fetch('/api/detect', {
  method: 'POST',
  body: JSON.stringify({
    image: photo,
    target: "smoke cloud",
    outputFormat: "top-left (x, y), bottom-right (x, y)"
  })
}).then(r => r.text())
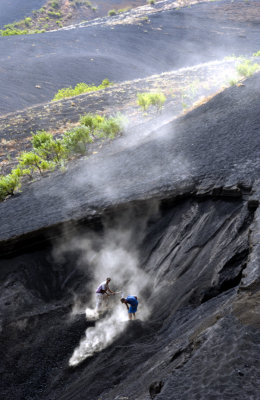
top-left (54, 202), bottom-right (159, 366)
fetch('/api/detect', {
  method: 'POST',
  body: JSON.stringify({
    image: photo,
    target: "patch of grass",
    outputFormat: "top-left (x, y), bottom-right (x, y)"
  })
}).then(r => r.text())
top-left (137, 92), bottom-right (166, 112)
top-left (236, 59), bottom-right (260, 77)
top-left (118, 7), bottom-right (130, 13)
top-left (253, 50), bottom-right (260, 57)
top-left (50, 1), bottom-right (60, 9)
top-left (0, 26), bottom-right (44, 36)
top-left (148, 0), bottom-right (155, 5)
top-left (229, 78), bottom-right (239, 86)
top-left (47, 10), bottom-right (61, 18)
top-left (52, 78), bottom-right (112, 101)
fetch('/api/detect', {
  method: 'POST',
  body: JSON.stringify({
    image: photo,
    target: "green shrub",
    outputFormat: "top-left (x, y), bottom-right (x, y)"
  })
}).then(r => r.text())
top-left (236, 59), bottom-right (260, 77)
top-left (52, 79), bottom-right (112, 101)
top-left (24, 17), bottom-right (32, 27)
top-left (118, 7), bottom-right (130, 13)
top-left (0, 111), bottom-right (126, 202)
top-left (253, 50), bottom-right (260, 57)
top-left (108, 9), bottom-right (117, 16)
top-left (80, 113), bottom-right (104, 132)
top-left (148, 0), bottom-right (155, 5)
top-left (47, 10), bottom-right (61, 18)
top-left (18, 152), bottom-right (54, 175)
top-left (96, 117), bottom-right (121, 139)
top-left (229, 79), bottom-right (238, 86)
top-left (51, 1), bottom-right (60, 9)
top-left (0, 171), bottom-right (21, 200)
top-left (32, 131), bottom-right (67, 163)
top-left (137, 92), bottom-right (166, 112)
top-left (62, 126), bottom-right (92, 154)
top-left (79, 113), bottom-right (126, 139)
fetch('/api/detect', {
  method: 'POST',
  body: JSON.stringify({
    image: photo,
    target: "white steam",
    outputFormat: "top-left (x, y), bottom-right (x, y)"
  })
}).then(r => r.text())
top-left (54, 203), bottom-right (159, 366)
top-left (69, 304), bottom-right (126, 367)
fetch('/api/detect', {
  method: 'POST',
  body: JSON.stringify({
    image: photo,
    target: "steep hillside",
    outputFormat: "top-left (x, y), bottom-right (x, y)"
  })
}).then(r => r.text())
top-left (0, 71), bottom-right (260, 399)
top-left (0, 1), bottom-right (260, 400)
top-left (1, 0), bottom-right (260, 114)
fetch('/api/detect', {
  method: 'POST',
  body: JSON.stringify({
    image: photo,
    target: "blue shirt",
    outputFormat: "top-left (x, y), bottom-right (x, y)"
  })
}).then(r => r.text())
top-left (126, 296), bottom-right (138, 307)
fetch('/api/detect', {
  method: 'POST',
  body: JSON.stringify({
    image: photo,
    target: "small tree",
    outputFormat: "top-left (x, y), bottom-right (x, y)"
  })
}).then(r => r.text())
top-left (18, 152), bottom-right (54, 176)
top-left (32, 131), bottom-right (67, 163)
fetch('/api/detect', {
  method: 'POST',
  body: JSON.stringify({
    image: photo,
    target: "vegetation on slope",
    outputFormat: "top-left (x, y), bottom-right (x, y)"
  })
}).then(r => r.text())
top-left (0, 0), bottom-right (97, 36)
top-left (137, 92), bottom-right (166, 111)
top-left (52, 79), bottom-right (112, 101)
top-left (0, 113), bottom-right (126, 201)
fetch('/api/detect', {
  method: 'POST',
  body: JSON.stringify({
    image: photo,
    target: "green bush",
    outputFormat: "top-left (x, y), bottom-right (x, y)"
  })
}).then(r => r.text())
top-left (51, 1), bottom-right (60, 9)
top-left (80, 113), bottom-right (126, 139)
top-left (96, 117), bottom-right (123, 139)
top-left (62, 126), bottom-right (92, 154)
top-left (0, 171), bottom-right (21, 200)
top-left (32, 131), bottom-right (67, 163)
top-left (236, 59), bottom-right (259, 77)
top-left (253, 50), bottom-right (260, 57)
top-left (52, 79), bottom-right (112, 101)
top-left (108, 9), bottom-right (117, 16)
top-left (24, 17), bottom-right (32, 27)
top-left (0, 112), bottom-right (126, 202)
top-left (47, 10), bottom-right (61, 18)
top-left (18, 152), bottom-right (54, 175)
top-left (118, 7), bottom-right (130, 13)
top-left (80, 113), bottom-right (104, 132)
top-left (137, 92), bottom-right (166, 112)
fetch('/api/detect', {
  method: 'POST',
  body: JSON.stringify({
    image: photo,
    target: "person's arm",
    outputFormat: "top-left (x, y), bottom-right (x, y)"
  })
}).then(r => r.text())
top-left (124, 301), bottom-right (129, 310)
top-left (107, 284), bottom-right (115, 295)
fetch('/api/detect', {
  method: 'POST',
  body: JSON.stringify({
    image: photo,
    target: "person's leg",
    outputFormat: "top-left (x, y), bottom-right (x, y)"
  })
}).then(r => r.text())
top-left (128, 313), bottom-right (132, 320)
top-left (96, 293), bottom-right (103, 311)
top-left (133, 313), bottom-right (136, 320)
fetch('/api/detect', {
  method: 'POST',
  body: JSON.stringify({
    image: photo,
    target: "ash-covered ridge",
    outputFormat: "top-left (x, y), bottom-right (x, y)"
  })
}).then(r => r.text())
top-left (1, 0), bottom-right (260, 114)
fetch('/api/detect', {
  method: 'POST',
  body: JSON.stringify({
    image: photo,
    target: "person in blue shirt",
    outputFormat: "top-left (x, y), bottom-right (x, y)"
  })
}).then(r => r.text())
top-left (120, 296), bottom-right (138, 320)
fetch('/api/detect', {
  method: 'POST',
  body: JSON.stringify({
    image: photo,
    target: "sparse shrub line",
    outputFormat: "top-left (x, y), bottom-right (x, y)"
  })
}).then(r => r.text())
top-left (0, 113), bottom-right (126, 202)
top-left (52, 79), bottom-right (112, 101)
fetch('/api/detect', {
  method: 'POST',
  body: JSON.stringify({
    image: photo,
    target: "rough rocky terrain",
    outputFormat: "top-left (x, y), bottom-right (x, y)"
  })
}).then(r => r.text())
top-left (0, 1), bottom-right (260, 400)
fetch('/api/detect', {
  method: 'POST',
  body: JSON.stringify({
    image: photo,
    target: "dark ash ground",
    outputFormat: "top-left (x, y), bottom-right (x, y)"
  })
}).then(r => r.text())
top-left (0, 1), bottom-right (260, 399)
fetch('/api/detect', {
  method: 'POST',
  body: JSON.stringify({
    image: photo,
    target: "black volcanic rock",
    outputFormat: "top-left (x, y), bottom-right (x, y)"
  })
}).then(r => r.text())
top-left (0, 68), bottom-right (260, 399)
top-left (0, 72), bottom-right (260, 250)
top-left (1, 2), bottom-right (260, 399)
